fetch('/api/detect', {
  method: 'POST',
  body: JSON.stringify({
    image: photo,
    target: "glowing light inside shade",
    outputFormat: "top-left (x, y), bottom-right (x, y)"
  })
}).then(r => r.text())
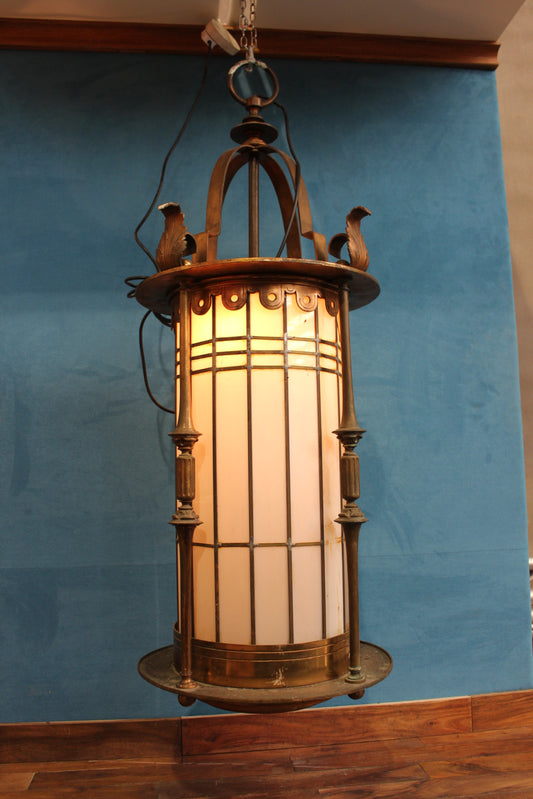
top-left (182, 290), bottom-right (344, 646)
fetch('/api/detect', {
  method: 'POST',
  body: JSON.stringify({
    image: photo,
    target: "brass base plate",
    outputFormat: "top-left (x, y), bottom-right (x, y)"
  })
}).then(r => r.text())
top-left (138, 642), bottom-right (392, 714)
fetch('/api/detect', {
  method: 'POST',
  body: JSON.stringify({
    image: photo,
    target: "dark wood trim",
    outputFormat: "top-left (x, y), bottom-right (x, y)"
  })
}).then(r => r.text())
top-left (472, 689), bottom-right (533, 732)
top-left (2, 690), bottom-right (532, 764)
top-left (0, 18), bottom-right (500, 70)
top-left (0, 719), bottom-right (180, 764)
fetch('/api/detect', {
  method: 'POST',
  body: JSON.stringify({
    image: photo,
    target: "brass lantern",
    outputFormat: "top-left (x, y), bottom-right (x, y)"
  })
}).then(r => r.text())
top-left (133, 60), bottom-right (392, 713)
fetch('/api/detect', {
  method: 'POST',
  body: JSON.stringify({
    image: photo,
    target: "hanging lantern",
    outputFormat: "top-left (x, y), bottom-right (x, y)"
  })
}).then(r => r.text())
top-left (132, 58), bottom-right (392, 713)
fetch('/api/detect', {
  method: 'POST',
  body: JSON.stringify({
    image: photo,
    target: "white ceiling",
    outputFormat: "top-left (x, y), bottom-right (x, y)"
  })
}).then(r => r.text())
top-left (2, 0), bottom-right (528, 41)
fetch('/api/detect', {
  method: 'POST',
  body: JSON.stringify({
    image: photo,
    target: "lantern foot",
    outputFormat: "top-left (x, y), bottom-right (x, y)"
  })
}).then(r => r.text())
top-left (178, 693), bottom-right (196, 707)
top-left (348, 690), bottom-right (365, 701)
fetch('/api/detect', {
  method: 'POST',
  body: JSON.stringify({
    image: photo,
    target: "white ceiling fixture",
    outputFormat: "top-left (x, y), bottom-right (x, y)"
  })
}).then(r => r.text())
top-left (1, 0), bottom-right (528, 41)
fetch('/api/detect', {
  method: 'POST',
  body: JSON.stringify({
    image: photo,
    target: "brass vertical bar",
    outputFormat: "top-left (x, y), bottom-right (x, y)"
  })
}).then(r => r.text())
top-left (175, 334), bottom-right (181, 626)
top-left (246, 295), bottom-right (256, 644)
top-left (338, 287), bottom-right (359, 433)
top-left (176, 289), bottom-right (196, 436)
top-left (315, 306), bottom-right (327, 640)
top-left (283, 295), bottom-right (294, 643)
top-left (211, 300), bottom-right (220, 643)
top-left (249, 154), bottom-right (259, 257)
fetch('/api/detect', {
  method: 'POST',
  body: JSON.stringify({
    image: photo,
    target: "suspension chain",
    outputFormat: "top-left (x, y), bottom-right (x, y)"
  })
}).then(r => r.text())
top-left (239, 0), bottom-right (257, 61)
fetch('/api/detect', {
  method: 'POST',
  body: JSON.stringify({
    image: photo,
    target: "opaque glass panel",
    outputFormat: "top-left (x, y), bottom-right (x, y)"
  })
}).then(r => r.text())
top-left (191, 305), bottom-right (213, 344)
top-left (288, 369), bottom-right (321, 543)
top-left (191, 371), bottom-right (213, 545)
top-left (250, 292), bottom-right (283, 337)
top-left (219, 547), bottom-right (251, 644)
top-left (319, 341), bottom-right (338, 357)
top-left (192, 341), bottom-right (212, 356)
top-left (191, 355), bottom-right (213, 374)
top-left (319, 303), bottom-right (336, 341)
top-left (288, 352), bottom-right (316, 368)
top-left (216, 370), bottom-right (249, 543)
top-left (215, 350), bottom-right (247, 368)
top-left (254, 547), bottom-right (289, 645)
top-left (251, 353), bottom-right (284, 368)
top-left (320, 369), bottom-right (344, 637)
top-left (286, 293), bottom-right (315, 345)
top-left (292, 546), bottom-right (323, 643)
top-left (215, 295), bottom-right (246, 338)
top-left (252, 369), bottom-right (287, 544)
top-left (251, 339), bottom-right (284, 352)
top-left (193, 545), bottom-right (215, 640)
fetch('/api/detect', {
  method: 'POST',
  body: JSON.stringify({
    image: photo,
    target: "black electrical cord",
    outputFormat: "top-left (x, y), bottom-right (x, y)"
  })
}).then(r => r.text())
top-left (273, 99), bottom-right (302, 258)
top-left (133, 43), bottom-right (213, 270)
top-left (139, 311), bottom-right (174, 414)
top-left (126, 44), bottom-right (213, 414)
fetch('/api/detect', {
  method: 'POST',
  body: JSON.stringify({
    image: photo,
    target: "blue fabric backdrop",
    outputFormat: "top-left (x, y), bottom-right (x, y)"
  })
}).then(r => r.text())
top-left (0, 51), bottom-right (531, 721)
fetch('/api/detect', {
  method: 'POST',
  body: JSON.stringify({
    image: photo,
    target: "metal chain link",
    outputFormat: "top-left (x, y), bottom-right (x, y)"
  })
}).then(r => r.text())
top-left (239, 0), bottom-right (257, 60)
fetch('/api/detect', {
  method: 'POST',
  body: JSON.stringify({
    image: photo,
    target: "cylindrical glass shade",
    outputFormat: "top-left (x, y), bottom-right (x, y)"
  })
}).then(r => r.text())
top-left (175, 282), bottom-right (345, 683)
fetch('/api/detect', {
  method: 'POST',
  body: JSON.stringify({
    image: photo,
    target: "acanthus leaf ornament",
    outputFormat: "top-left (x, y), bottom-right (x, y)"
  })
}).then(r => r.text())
top-left (156, 203), bottom-right (197, 271)
top-left (328, 206), bottom-right (371, 271)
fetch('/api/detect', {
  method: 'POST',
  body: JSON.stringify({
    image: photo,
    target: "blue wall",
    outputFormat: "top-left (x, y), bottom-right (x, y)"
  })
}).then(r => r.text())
top-left (0, 51), bottom-right (531, 722)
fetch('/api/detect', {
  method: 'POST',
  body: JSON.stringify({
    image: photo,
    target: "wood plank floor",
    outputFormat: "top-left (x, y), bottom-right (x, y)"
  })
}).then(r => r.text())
top-left (1, 691), bottom-right (533, 797)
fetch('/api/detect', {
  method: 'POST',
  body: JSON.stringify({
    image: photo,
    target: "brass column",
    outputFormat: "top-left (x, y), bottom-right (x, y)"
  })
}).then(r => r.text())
top-left (335, 286), bottom-right (367, 684)
top-left (169, 287), bottom-right (201, 697)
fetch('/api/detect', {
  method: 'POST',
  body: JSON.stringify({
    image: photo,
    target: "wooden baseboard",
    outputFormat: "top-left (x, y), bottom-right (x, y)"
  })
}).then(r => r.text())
top-left (0, 18), bottom-right (500, 70)
top-left (1, 690), bottom-right (532, 764)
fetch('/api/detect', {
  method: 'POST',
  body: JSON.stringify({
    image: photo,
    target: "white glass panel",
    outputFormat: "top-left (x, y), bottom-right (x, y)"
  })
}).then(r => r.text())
top-left (288, 369), bottom-right (321, 543)
top-left (252, 339), bottom-right (284, 352)
top-left (286, 293), bottom-right (315, 348)
top-left (319, 341), bottom-right (338, 357)
top-left (216, 370), bottom-right (249, 543)
top-left (252, 370), bottom-right (287, 544)
top-left (215, 295), bottom-right (246, 338)
top-left (250, 292), bottom-right (283, 337)
top-left (193, 545), bottom-right (215, 641)
top-left (191, 341), bottom-right (212, 356)
top-left (219, 547), bottom-right (251, 643)
top-left (191, 305), bottom-right (213, 344)
top-left (191, 371), bottom-right (213, 545)
top-left (191, 355), bottom-right (213, 374)
top-left (322, 371), bottom-right (343, 637)
top-left (288, 352), bottom-right (316, 368)
top-left (215, 351), bottom-right (247, 368)
top-left (292, 546), bottom-right (323, 643)
top-left (254, 547), bottom-right (289, 645)
top-left (251, 353), bottom-right (284, 368)
top-left (318, 300), bottom-right (336, 341)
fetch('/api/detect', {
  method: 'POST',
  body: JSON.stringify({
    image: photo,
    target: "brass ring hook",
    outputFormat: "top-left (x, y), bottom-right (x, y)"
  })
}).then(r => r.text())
top-left (227, 60), bottom-right (280, 109)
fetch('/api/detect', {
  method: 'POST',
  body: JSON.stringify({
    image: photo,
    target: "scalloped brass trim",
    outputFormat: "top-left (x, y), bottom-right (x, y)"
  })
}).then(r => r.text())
top-left (190, 280), bottom-right (339, 317)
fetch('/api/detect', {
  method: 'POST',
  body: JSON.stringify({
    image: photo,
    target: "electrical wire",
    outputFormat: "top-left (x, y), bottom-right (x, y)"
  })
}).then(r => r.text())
top-left (139, 311), bottom-right (174, 414)
top-left (126, 45), bottom-right (212, 414)
top-left (133, 43), bottom-right (213, 270)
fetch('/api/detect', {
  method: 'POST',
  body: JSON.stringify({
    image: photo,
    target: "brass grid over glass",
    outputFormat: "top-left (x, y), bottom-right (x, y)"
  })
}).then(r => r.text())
top-left (175, 283), bottom-right (347, 648)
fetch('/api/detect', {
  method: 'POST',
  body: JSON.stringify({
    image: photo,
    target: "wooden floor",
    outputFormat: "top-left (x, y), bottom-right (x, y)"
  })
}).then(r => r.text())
top-left (1, 690), bottom-right (533, 797)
